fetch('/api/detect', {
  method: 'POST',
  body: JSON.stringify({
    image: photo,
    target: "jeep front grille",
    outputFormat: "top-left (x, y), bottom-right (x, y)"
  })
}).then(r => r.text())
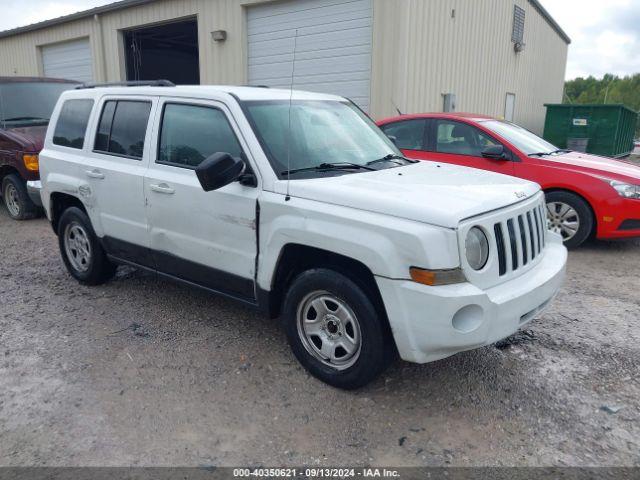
top-left (494, 203), bottom-right (547, 276)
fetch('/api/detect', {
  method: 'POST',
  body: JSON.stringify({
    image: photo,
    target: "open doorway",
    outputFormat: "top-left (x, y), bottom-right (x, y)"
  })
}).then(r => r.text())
top-left (124, 18), bottom-right (200, 85)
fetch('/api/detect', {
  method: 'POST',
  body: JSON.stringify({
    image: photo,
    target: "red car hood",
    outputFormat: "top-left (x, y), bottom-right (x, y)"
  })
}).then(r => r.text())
top-left (543, 151), bottom-right (640, 182)
top-left (3, 125), bottom-right (47, 152)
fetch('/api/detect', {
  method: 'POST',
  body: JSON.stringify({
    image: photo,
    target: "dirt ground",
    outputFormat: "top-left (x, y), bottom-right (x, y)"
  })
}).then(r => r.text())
top-left (0, 207), bottom-right (638, 467)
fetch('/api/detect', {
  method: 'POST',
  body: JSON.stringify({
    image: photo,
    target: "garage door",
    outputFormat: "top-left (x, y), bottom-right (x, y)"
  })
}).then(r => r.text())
top-left (42, 38), bottom-right (93, 83)
top-left (247, 0), bottom-right (372, 111)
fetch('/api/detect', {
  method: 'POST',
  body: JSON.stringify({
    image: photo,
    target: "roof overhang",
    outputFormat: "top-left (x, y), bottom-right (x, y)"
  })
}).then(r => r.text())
top-left (528, 0), bottom-right (571, 44)
top-left (0, 0), bottom-right (158, 39)
top-left (0, 0), bottom-right (571, 46)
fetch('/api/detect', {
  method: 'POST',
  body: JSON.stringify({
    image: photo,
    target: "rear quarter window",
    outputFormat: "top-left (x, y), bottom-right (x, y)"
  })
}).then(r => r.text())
top-left (53, 99), bottom-right (94, 149)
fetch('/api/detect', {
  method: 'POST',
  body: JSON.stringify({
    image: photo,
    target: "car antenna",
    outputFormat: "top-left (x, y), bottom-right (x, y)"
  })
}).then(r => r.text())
top-left (285, 28), bottom-right (299, 202)
top-left (392, 100), bottom-right (403, 116)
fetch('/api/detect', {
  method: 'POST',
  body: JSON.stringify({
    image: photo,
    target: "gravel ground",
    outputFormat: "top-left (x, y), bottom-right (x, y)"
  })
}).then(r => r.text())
top-left (0, 207), bottom-right (639, 467)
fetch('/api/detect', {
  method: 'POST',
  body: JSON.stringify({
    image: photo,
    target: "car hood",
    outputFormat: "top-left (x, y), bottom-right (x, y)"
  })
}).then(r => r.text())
top-left (285, 162), bottom-right (540, 228)
top-left (544, 151), bottom-right (640, 182)
top-left (2, 125), bottom-right (47, 152)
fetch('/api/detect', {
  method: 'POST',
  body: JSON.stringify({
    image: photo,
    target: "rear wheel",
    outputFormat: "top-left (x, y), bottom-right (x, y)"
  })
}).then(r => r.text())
top-left (545, 191), bottom-right (593, 248)
top-left (58, 207), bottom-right (117, 285)
top-left (283, 268), bottom-right (394, 389)
top-left (2, 174), bottom-right (38, 220)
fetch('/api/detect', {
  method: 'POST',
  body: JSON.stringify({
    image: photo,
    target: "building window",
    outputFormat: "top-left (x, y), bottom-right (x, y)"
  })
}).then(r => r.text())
top-left (512, 5), bottom-right (526, 43)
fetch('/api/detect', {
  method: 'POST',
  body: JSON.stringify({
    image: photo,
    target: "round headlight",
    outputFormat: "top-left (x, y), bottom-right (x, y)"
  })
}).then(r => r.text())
top-left (465, 227), bottom-right (489, 270)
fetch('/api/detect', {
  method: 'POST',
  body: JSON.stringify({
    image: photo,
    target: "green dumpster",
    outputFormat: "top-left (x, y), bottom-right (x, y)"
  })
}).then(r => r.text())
top-left (543, 104), bottom-right (639, 158)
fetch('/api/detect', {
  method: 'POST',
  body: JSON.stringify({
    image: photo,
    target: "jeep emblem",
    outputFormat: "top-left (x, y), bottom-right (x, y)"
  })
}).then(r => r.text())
top-left (515, 191), bottom-right (526, 199)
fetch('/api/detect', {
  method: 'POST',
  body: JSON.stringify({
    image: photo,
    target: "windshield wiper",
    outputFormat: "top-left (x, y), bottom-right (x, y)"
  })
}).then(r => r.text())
top-left (529, 149), bottom-right (571, 157)
top-left (366, 153), bottom-right (416, 167)
top-left (281, 162), bottom-right (375, 176)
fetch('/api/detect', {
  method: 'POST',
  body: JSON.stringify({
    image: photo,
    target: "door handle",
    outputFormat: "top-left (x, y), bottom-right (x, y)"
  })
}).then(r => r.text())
top-left (85, 169), bottom-right (105, 179)
top-left (149, 183), bottom-right (175, 195)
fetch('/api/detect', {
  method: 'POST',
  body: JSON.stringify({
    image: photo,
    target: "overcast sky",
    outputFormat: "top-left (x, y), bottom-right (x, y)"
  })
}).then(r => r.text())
top-left (0, 0), bottom-right (638, 80)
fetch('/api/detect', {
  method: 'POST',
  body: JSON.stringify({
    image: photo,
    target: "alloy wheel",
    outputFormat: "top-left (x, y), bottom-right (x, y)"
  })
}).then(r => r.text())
top-left (546, 201), bottom-right (580, 241)
top-left (64, 222), bottom-right (93, 273)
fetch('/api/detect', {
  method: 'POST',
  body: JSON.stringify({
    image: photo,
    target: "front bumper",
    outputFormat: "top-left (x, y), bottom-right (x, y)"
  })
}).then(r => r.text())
top-left (26, 180), bottom-right (43, 207)
top-left (376, 239), bottom-right (567, 364)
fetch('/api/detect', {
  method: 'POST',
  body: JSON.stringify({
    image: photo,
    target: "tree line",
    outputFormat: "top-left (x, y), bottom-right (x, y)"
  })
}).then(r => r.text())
top-left (564, 73), bottom-right (640, 137)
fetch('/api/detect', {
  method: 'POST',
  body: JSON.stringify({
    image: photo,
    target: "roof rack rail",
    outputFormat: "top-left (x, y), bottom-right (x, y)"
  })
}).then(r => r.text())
top-left (75, 80), bottom-right (175, 90)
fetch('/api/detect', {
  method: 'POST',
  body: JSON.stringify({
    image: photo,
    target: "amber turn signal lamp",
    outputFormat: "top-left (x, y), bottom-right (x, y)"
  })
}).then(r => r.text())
top-left (410, 267), bottom-right (466, 286)
top-left (23, 154), bottom-right (39, 172)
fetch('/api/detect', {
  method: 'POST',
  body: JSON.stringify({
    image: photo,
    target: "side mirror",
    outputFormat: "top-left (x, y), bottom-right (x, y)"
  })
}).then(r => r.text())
top-left (386, 135), bottom-right (398, 146)
top-left (195, 152), bottom-right (244, 192)
top-left (481, 145), bottom-right (508, 160)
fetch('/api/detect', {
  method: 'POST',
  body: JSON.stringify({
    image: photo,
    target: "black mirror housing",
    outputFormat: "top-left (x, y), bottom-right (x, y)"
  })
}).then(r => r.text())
top-left (481, 145), bottom-right (507, 160)
top-left (196, 152), bottom-right (245, 192)
top-left (387, 135), bottom-right (398, 146)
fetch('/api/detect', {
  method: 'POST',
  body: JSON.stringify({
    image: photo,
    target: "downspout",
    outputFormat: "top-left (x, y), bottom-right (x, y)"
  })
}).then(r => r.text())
top-left (94, 13), bottom-right (108, 82)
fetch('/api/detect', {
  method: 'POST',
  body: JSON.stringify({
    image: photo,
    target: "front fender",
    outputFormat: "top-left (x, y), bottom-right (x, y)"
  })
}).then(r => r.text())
top-left (257, 192), bottom-right (460, 291)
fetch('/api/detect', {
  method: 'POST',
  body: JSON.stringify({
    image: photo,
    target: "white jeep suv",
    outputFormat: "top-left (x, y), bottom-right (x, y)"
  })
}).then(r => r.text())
top-left (39, 84), bottom-right (567, 389)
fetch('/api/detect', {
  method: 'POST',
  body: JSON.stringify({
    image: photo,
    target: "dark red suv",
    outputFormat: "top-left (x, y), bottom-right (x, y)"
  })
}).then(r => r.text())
top-left (0, 77), bottom-right (78, 220)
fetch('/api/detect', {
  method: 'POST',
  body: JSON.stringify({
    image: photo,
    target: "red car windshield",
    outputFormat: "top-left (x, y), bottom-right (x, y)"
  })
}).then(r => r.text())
top-left (481, 120), bottom-right (559, 156)
top-left (0, 82), bottom-right (77, 128)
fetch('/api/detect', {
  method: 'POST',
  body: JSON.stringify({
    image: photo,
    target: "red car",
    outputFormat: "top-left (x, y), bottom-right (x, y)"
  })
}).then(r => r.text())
top-left (377, 113), bottom-right (640, 248)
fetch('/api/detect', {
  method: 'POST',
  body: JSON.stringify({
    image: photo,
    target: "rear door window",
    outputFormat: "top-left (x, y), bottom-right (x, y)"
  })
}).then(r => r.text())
top-left (53, 99), bottom-right (94, 149)
top-left (380, 119), bottom-right (427, 150)
top-left (94, 100), bottom-right (152, 159)
top-left (157, 103), bottom-right (243, 169)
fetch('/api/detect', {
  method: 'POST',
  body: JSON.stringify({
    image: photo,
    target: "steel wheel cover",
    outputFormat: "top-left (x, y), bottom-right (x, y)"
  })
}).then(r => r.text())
top-left (296, 290), bottom-right (362, 371)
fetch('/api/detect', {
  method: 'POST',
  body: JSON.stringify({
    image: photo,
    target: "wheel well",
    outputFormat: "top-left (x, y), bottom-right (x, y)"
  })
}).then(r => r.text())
top-left (268, 244), bottom-right (391, 329)
top-left (0, 166), bottom-right (20, 184)
top-left (544, 188), bottom-right (597, 236)
top-left (50, 193), bottom-right (87, 235)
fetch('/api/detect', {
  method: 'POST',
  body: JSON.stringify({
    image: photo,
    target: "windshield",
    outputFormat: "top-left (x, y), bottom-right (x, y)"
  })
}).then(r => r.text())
top-left (243, 100), bottom-right (402, 178)
top-left (481, 120), bottom-right (559, 155)
top-left (0, 82), bottom-right (77, 127)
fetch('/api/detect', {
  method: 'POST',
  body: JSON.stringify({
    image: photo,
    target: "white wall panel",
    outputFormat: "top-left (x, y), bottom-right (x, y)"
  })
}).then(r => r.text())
top-left (42, 38), bottom-right (93, 82)
top-left (247, 0), bottom-right (373, 110)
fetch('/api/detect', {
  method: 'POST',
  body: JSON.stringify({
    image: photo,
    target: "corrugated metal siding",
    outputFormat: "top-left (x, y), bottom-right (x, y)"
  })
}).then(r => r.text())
top-left (370, 0), bottom-right (568, 133)
top-left (0, 0), bottom-right (567, 133)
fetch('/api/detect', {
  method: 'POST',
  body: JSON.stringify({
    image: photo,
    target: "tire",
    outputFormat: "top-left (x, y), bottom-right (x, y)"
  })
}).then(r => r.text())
top-left (545, 191), bottom-right (594, 249)
top-left (2, 174), bottom-right (38, 220)
top-left (58, 207), bottom-right (117, 285)
top-left (283, 268), bottom-right (394, 389)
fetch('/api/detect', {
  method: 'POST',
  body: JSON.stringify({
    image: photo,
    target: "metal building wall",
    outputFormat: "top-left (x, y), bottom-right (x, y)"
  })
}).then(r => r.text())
top-left (371, 0), bottom-right (569, 133)
top-left (0, 0), bottom-right (568, 133)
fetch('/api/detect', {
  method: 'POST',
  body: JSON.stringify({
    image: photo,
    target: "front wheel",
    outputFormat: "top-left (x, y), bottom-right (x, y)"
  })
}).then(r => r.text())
top-left (283, 269), bottom-right (394, 389)
top-left (545, 191), bottom-right (594, 248)
top-left (2, 174), bottom-right (39, 220)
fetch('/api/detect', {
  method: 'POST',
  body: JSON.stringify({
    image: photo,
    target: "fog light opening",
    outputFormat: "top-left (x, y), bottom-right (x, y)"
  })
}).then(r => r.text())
top-left (452, 305), bottom-right (484, 333)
